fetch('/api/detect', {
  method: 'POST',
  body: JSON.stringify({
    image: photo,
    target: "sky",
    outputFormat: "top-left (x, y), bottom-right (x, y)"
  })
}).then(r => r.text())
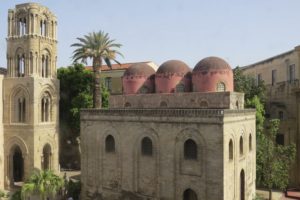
top-left (0, 0), bottom-right (300, 69)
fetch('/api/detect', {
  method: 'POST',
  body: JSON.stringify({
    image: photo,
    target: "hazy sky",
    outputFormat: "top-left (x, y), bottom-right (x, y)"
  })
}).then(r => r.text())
top-left (0, 0), bottom-right (299, 68)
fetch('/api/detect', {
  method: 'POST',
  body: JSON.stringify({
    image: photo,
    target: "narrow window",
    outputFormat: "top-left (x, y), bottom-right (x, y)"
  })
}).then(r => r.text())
top-left (272, 70), bottom-right (277, 86)
top-left (104, 77), bottom-right (112, 92)
top-left (41, 94), bottom-right (51, 122)
top-left (184, 139), bottom-right (197, 160)
top-left (183, 189), bottom-right (198, 200)
top-left (249, 134), bottom-right (252, 151)
top-left (141, 137), bottom-right (153, 156)
top-left (289, 64), bottom-right (295, 83)
top-left (18, 98), bottom-right (26, 122)
top-left (216, 82), bottom-right (226, 92)
top-left (276, 134), bottom-right (284, 145)
top-left (229, 139), bottom-right (233, 160)
top-left (239, 136), bottom-right (243, 155)
top-left (278, 111), bottom-right (284, 120)
top-left (105, 135), bottom-right (115, 153)
top-left (257, 74), bottom-right (262, 85)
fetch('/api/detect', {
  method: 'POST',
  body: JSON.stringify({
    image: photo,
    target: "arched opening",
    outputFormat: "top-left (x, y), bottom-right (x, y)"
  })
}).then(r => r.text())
top-left (199, 101), bottom-right (208, 108)
top-left (183, 189), bottom-right (198, 200)
top-left (184, 139), bottom-right (197, 160)
top-left (141, 137), bottom-right (153, 156)
top-left (41, 93), bottom-right (51, 122)
top-left (229, 139), bottom-right (233, 160)
top-left (216, 82), bottom-right (226, 92)
top-left (18, 97), bottom-right (26, 123)
top-left (17, 54), bottom-right (25, 77)
top-left (240, 170), bottom-right (245, 200)
top-left (160, 101), bottom-right (167, 107)
top-left (42, 144), bottom-right (52, 170)
top-left (12, 146), bottom-right (24, 182)
top-left (105, 135), bottom-right (115, 153)
top-left (176, 83), bottom-right (185, 93)
top-left (124, 102), bottom-right (131, 108)
top-left (239, 136), bottom-right (243, 155)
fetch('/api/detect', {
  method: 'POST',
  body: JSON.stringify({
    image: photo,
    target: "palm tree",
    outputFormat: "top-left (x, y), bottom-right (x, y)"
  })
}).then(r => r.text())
top-left (21, 170), bottom-right (64, 200)
top-left (71, 31), bottom-right (123, 108)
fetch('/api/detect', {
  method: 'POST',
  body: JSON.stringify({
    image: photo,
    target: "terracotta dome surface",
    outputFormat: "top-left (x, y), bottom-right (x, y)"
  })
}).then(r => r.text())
top-left (193, 57), bottom-right (231, 71)
top-left (124, 63), bottom-right (155, 77)
top-left (157, 60), bottom-right (190, 74)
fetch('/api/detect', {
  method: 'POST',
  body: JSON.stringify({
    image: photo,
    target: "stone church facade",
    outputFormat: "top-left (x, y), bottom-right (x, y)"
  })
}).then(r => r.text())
top-left (81, 58), bottom-right (256, 200)
top-left (0, 3), bottom-right (59, 189)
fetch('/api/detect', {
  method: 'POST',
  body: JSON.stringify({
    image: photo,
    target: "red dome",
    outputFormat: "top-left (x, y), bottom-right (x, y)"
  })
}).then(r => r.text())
top-left (192, 57), bottom-right (233, 92)
top-left (122, 63), bottom-right (155, 94)
top-left (155, 60), bottom-right (191, 93)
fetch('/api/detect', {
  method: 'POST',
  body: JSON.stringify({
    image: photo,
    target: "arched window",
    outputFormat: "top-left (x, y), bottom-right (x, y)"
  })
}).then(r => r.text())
top-left (160, 101), bottom-right (167, 107)
top-left (139, 86), bottom-right (148, 94)
top-left (229, 139), bottom-right (233, 160)
top-left (184, 139), bottom-right (197, 160)
top-left (18, 97), bottom-right (26, 122)
top-left (17, 54), bottom-right (25, 77)
top-left (124, 102), bottom-right (131, 108)
top-left (239, 136), bottom-right (243, 155)
top-left (41, 55), bottom-right (49, 78)
top-left (41, 93), bottom-right (51, 122)
top-left (42, 144), bottom-right (52, 170)
top-left (40, 20), bottom-right (46, 36)
top-left (105, 135), bottom-right (115, 153)
top-left (141, 137), bottom-right (153, 156)
top-left (199, 101), bottom-right (208, 108)
top-left (249, 134), bottom-right (252, 151)
top-left (183, 189), bottom-right (198, 200)
top-left (216, 82), bottom-right (226, 92)
top-left (176, 83), bottom-right (185, 93)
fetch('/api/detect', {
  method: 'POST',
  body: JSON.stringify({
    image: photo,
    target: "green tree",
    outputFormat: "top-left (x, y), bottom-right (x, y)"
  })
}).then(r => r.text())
top-left (257, 119), bottom-right (296, 200)
top-left (58, 63), bottom-right (93, 137)
top-left (234, 67), bottom-right (266, 102)
top-left (21, 170), bottom-right (64, 200)
top-left (71, 30), bottom-right (122, 108)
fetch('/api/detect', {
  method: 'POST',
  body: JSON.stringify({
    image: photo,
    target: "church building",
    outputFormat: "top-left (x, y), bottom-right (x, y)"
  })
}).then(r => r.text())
top-left (0, 3), bottom-right (59, 189)
top-left (81, 58), bottom-right (256, 200)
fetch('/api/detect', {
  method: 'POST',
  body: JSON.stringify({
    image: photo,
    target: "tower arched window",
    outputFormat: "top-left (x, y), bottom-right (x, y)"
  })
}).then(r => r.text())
top-left (17, 54), bottom-right (25, 77)
top-left (184, 139), bottom-right (197, 160)
top-left (41, 54), bottom-right (50, 78)
top-left (229, 139), bottom-right (233, 160)
top-left (105, 135), bottom-right (115, 153)
top-left (18, 17), bottom-right (27, 36)
top-left (40, 20), bottom-right (46, 36)
top-left (41, 93), bottom-right (51, 122)
top-left (141, 137), bottom-right (153, 156)
top-left (216, 82), bottom-right (226, 92)
top-left (239, 136), bottom-right (244, 155)
top-left (17, 97), bottom-right (26, 122)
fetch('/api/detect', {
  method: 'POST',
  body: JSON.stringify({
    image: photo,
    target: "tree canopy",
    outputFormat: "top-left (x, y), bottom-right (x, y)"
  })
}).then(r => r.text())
top-left (71, 30), bottom-right (122, 108)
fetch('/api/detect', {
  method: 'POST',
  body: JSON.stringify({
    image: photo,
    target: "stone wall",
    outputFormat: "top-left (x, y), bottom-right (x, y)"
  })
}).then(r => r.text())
top-left (110, 92), bottom-right (244, 109)
top-left (81, 108), bottom-right (256, 200)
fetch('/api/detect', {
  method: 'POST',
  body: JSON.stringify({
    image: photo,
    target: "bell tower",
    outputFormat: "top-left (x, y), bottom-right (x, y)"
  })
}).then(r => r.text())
top-left (3, 3), bottom-right (59, 188)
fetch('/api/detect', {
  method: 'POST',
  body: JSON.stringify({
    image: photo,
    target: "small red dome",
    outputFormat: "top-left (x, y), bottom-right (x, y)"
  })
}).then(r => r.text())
top-left (192, 57), bottom-right (233, 92)
top-left (155, 60), bottom-right (191, 93)
top-left (122, 63), bottom-right (155, 94)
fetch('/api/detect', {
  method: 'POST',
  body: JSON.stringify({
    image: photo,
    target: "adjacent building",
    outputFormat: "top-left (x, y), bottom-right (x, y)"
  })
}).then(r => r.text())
top-left (0, 3), bottom-right (60, 189)
top-left (85, 61), bottom-right (158, 95)
top-left (81, 58), bottom-right (256, 200)
top-left (241, 45), bottom-right (300, 186)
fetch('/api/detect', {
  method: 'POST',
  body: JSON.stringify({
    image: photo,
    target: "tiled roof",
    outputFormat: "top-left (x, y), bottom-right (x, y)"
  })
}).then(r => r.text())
top-left (85, 61), bottom-right (151, 71)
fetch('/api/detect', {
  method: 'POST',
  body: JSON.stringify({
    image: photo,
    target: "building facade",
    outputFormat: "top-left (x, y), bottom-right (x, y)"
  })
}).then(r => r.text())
top-left (0, 3), bottom-right (59, 189)
top-left (81, 58), bottom-right (256, 200)
top-left (241, 45), bottom-right (300, 186)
